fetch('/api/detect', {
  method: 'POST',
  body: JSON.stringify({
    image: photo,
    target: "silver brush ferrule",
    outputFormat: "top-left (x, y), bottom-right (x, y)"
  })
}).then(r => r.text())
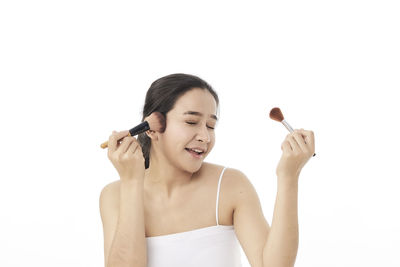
top-left (281, 119), bottom-right (294, 133)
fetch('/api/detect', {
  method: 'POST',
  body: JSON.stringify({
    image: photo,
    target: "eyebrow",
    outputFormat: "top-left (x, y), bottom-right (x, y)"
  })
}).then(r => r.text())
top-left (183, 111), bottom-right (218, 121)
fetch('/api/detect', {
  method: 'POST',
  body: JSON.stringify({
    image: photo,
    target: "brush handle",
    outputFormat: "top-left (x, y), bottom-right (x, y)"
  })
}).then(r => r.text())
top-left (282, 119), bottom-right (294, 132)
top-left (99, 121), bottom-right (150, 149)
top-left (100, 132), bottom-right (132, 149)
top-left (282, 120), bottom-right (316, 157)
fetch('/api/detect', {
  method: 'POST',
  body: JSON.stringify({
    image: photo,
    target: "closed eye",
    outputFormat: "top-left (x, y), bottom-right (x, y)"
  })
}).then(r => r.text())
top-left (186, 122), bottom-right (215, 130)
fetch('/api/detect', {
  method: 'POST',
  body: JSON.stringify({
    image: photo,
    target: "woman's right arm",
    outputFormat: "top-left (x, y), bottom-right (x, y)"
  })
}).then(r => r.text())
top-left (100, 130), bottom-right (147, 267)
top-left (100, 179), bottom-right (147, 267)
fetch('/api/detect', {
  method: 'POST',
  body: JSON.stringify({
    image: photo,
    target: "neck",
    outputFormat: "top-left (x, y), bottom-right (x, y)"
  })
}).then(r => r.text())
top-left (144, 157), bottom-right (196, 201)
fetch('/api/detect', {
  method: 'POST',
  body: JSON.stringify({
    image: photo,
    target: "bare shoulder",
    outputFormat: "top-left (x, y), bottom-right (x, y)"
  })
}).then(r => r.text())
top-left (203, 162), bottom-right (254, 211)
top-left (221, 166), bottom-right (256, 212)
top-left (99, 180), bottom-right (120, 207)
top-left (202, 162), bottom-right (250, 190)
top-left (224, 167), bottom-right (251, 186)
top-left (100, 180), bottom-right (120, 195)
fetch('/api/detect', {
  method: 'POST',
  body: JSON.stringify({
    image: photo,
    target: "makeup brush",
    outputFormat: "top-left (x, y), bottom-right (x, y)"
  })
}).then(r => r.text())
top-left (269, 107), bottom-right (316, 157)
top-left (100, 111), bottom-right (166, 149)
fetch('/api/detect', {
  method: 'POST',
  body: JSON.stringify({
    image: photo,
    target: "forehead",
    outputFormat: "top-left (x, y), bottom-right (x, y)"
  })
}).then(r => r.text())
top-left (172, 88), bottom-right (217, 116)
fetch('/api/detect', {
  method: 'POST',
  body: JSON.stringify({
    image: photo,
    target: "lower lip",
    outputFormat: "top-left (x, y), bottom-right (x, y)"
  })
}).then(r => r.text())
top-left (185, 149), bottom-right (204, 159)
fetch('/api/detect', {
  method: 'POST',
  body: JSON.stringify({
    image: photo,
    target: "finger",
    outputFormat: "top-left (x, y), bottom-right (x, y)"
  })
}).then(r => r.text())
top-left (287, 134), bottom-right (301, 152)
top-left (299, 129), bottom-right (315, 156)
top-left (299, 129), bottom-right (313, 142)
top-left (127, 138), bottom-right (139, 154)
top-left (108, 130), bottom-right (129, 151)
top-left (108, 130), bottom-right (130, 153)
top-left (292, 130), bottom-right (308, 153)
top-left (282, 140), bottom-right (291, 153)
top-left (116, 130), bottom-right (131, 145)
top-left (117, 135), bottom-right (135, 154)
top-left (299, 129), bottom-right (315, 150)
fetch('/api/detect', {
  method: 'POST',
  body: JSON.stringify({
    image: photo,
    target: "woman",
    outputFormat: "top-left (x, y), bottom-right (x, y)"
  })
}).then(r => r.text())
top-left (100, 73), bottom-right (315, 267)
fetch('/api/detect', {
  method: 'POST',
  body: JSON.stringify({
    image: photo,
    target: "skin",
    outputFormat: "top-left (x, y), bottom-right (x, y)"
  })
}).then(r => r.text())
top-left (141, 87), bottom-right (237, 238)
top-left (102, 87), bottom-right (315, 266)
top-left (143, 162), bottom-right (236, 238)
top-left (143, 88), bottom-right (218, 201)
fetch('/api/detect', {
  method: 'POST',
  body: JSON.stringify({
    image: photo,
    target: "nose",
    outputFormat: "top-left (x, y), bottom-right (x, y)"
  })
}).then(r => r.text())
top-left (196, 124), bottom-right (211, 143)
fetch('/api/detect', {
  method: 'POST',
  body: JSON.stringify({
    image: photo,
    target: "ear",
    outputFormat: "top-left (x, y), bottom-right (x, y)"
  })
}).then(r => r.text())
top-left (146, 130), bottom-right (158, 140)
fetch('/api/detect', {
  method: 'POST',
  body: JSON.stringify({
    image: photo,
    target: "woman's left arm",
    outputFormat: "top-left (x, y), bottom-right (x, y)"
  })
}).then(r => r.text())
top-left (263, 129), bottom-right (315, 267)
top-left (262, 175), bottom-right (299, 267)
top-left (232, 129), bottom-right (314, 267)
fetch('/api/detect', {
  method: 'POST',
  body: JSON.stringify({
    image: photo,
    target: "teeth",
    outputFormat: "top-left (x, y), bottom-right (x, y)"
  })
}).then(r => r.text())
top-left (187, 148), bottom-right (203, 153)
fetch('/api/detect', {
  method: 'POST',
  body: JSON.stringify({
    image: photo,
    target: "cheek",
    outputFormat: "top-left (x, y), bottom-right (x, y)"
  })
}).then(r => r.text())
top-left (162, 125), bottom-right (191, 148)
top-left (169, 123), bottom-right (196, 138)
top-left (163, 122), bottom-right (183, 136)
top-left (210, 138), bottom-right (216, 148)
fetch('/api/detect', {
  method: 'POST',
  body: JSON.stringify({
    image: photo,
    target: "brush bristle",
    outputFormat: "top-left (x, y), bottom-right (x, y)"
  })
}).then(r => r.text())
top-left (146, 111), bottom-right (166, 132)
top-left (269, 107), bottom-right (284, 122)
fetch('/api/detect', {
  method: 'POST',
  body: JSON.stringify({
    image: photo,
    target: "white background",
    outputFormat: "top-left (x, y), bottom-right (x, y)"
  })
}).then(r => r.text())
top-left (1, 0), bottom-right (399, 266)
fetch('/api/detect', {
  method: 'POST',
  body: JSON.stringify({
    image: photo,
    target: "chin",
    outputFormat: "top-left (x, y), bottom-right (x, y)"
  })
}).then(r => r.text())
top-left (184, 161), bottom-right (204, 174)
top-left (183, 148), bottom-right (211, 172)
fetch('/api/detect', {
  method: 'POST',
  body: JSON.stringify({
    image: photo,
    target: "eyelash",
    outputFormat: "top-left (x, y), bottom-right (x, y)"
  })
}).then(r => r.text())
top-left (186, 122), bottom-right (215, 130)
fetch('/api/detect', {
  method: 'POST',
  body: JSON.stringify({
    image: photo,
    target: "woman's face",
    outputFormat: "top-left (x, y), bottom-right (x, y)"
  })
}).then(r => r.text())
top-left (157, 88), bottom-right (218, 172)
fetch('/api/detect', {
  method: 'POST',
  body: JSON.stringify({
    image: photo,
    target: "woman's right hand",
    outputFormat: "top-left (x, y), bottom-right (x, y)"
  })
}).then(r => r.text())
top-left (107, 130), bottom-right (145, 182)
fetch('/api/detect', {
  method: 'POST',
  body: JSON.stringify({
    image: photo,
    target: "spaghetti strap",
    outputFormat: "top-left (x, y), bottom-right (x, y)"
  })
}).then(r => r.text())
top-left (216, 166), bottom-right (228, 226)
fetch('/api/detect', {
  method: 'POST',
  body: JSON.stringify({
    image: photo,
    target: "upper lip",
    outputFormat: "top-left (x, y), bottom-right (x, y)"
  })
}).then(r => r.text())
top-left (186, 147), bottom-right (207, 153)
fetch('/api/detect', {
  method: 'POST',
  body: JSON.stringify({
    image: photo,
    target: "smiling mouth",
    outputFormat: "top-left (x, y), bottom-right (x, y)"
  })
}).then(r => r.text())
top-left (185, 148), bottom-right (205, 156)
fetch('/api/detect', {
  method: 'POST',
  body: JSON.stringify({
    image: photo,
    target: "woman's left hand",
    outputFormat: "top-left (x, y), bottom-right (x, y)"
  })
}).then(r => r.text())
top-left (276, 128), bottom-right (315, 182)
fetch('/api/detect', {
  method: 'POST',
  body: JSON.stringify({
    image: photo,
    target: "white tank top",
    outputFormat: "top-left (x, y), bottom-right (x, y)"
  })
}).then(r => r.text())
top-left (146, 166), bottom-right (243, 267)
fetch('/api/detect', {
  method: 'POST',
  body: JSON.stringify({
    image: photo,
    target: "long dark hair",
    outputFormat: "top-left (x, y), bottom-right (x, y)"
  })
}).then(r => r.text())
top-left (137, 73), bottom-right (219, 169)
